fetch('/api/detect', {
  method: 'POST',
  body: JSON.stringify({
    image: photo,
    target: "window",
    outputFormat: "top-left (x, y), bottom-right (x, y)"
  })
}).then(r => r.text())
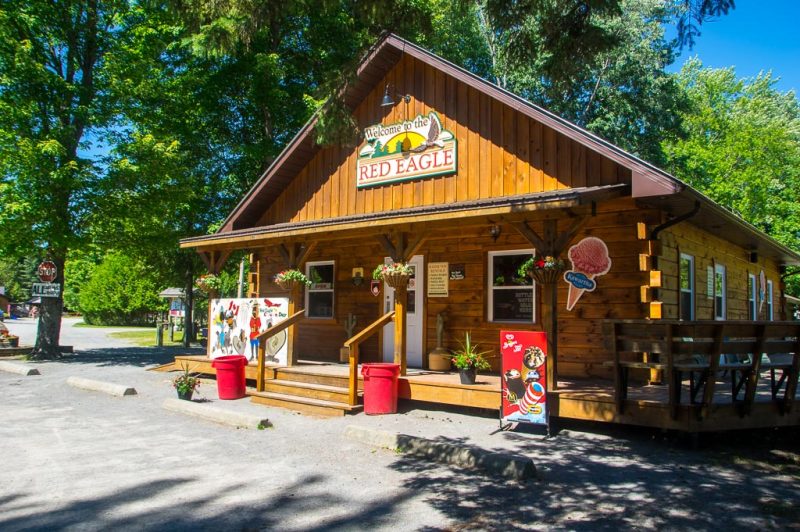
top-left (679, 254), bottom-right (695, 321)
top-left (714, 263), bottom-right (726, 320)
top-left (305, 261), bottom-right (334, 318)
top-left (748, 273), bottom-right (757, 320)
top-left (488, 250), bottom-right (534, 322)
top-left (766, 280), bottom-right (774, 321)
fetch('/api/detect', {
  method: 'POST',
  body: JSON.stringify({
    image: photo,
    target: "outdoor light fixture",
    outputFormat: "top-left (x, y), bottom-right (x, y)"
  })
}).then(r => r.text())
top-left (380, 84), bottom-right (411, 107)
top-left (489, 224), bottom-right (501, 242)
top-left (352, 267), bottom-right (364, 286)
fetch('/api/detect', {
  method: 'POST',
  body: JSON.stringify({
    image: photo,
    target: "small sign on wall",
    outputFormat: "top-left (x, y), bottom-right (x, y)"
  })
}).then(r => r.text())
top-left (427, 262), bottom-right (449, 297)
top-left (449, 263), bottom-right (465, 280)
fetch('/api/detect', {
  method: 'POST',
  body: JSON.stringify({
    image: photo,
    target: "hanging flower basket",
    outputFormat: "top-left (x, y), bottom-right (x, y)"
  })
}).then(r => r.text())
top-left (373, 262), bottom-right (413, 289)
top-left (383, 272), bottom-right (410, 289)
top-left (195, 274), bottom-right (221, 294)
top-left (518, 255), bottom-right (566, 285)
top-left (274, 269), bottom-right (311, 291)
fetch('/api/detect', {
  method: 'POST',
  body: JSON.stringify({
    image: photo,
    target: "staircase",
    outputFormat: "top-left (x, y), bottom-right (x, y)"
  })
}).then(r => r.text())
top-left (249, 365), bottom-right (363, 417)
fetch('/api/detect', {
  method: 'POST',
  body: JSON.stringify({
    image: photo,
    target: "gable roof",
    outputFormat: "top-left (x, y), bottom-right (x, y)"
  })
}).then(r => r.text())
top-left (196, 33), bottom-right (798, 265)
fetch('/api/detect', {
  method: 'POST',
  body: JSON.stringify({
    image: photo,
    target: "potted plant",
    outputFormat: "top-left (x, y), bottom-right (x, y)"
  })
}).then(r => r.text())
top-left (372, 262), bottom-right (413, 289)
top-left (195, 273), bottom-right (222, 294)
top-left (451, 332), bottom-right (491, 384)
top-left (172, 364), bottom-right (200, 401)
top-left (274, 269), bottom-right (311, 291)
top-left (518, 254), bottom-right (566, 285)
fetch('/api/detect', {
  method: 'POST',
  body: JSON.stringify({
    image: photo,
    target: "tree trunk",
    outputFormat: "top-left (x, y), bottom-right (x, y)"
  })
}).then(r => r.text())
top-left (33, 255), bottom-right (65, 359)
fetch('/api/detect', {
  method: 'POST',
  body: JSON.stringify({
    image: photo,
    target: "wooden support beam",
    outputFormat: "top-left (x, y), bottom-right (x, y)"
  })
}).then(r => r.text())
top-left (403, 233), bottom-right (427, 261)
top-left (699, 325), bottom-right (724, 421)
top-left (511, 221), bottom-right (547, 253)
top-left (277, 244), bottom-right (291, 266)
top-left (295, 241), bottom-right (317, 267)
top-left (552, 214), bottom-right (591, 255)
top-left (394, 285), bottom-right (408, 375)
top-left (376, 234), bottom-right (396, 259)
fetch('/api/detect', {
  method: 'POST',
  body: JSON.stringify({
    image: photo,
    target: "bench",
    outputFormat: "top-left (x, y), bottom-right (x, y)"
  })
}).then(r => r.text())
top-left (603, 321), bottom-right (800, 420)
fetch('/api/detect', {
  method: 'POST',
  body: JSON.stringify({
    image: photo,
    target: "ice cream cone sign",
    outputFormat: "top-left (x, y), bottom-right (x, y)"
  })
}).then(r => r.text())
top-left (564, 237), bottom-right (612, 311)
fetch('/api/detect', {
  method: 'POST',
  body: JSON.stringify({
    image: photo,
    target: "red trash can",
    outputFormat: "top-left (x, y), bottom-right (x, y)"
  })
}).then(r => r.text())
top-left (211, 355), bottom-right (248, 400)
top-left (361, 363), bottom-right (400, 415)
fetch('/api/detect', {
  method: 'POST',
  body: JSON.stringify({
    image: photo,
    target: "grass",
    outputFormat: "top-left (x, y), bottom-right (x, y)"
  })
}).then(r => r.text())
top-left (108, 329), bottom-right (185, 347)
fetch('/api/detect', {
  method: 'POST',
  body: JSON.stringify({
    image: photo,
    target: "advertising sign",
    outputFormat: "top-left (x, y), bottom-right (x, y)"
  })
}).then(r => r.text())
top-left (563, 237), bottom-right (612, 311)
top-left (209, 297), bottom-right (289, 364)
top-left (501, 330), bottom-right (548, 426)
top-left (356, 112), bottom-right (457, 188)
top-left (32, 282), bottom-right (60, 298)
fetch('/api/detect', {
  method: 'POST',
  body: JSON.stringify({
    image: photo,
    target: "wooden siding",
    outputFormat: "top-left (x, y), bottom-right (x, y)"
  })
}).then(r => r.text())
top-left (257, 198), bottom-right (658, 378)
top-left (660, 223), bottom-right (784, 321)
top-left (258, 54), bottom-right (631, 226)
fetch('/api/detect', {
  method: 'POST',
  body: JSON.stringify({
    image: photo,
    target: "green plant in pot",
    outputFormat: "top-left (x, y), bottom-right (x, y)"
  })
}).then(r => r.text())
top-left (172, 364), bottom-right (200, 400)
top-left (451, 332), bottom-right (491, 385)
top-left (274, 269), bottom-right (311, 290)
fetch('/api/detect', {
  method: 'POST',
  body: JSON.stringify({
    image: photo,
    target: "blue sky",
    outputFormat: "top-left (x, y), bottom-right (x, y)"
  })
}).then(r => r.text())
top-left (669, 1), bottom-right (799, 95)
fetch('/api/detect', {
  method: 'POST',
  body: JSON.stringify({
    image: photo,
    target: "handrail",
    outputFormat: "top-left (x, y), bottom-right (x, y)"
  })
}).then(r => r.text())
top-left (256, 309), bottom-right (305, 391)
top-left (343, 310), bottom-right (395, 405)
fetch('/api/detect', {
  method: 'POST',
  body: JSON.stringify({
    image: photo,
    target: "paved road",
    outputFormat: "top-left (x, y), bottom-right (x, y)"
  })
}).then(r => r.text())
top-left (3, 316), bottom-right (153, 350)
top-left (1, 321), bottom-right (799, 530)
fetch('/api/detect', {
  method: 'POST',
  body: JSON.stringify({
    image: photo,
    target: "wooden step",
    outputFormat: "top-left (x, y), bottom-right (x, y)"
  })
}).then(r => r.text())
top-left (266, 379), bottom-right (355, 403)
top-left (249, 391), bottom-right (362, 418)
top-left (274, 367), bottom-right (362, 389)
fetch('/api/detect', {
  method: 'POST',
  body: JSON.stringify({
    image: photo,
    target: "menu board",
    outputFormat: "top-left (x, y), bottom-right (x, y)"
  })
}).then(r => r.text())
top-left (428, 262), bottom-right (449, 297)
top-left (501, 330), bottom-right (548, 426)
top-left (493, 289), bottom-right (533, 321)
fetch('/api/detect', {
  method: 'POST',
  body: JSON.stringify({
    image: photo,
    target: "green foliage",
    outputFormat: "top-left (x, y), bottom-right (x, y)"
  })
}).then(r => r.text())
top-left (78, 252), bottom-right (166, 325)
top-left (63, 253), bottom-right (100, 312)
top-left (0, 256), bottom-right (39, 302)
top-left (663, 60), bottom-right (800, 293)
top-left (450, 332), bottom-right (491, 371)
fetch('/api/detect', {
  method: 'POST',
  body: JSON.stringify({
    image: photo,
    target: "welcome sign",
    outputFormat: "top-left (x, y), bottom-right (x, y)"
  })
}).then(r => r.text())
top-left (357, 112), bottom-right (457, 188)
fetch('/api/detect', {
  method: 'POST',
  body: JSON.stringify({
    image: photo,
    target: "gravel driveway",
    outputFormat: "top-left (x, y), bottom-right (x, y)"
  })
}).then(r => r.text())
top-left (1, 318), bottom-right (799, 530)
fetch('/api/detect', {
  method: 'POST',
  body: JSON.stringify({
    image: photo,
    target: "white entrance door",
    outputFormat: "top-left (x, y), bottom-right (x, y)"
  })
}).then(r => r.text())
top-left (382, 255), bottom-right (424, 368)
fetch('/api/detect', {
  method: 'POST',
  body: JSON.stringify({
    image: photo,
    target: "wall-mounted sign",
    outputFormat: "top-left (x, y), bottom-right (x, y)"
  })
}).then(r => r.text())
top-left (427, 262), bottom-right (449, 297)
top-left (370, 280), bottom-right (381, 297)
top-left (210, 298), bottom-right (289, 364)
top-left (32, 282), bottom-right (60, 298)
top-left (37, 261), bottom-right (58, 283)
top-left (501, 331), bottom-right (548, 426)
top-left (356, 112), bottom-right (457, 188)
top-left (449, 263), bottom-right (465, 280)
top-left (564, 237), bottom-right (611, 311)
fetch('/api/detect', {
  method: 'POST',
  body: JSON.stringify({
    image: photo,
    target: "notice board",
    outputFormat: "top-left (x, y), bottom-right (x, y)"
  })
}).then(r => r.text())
top-left (500, 330), bottom-right (548, 426)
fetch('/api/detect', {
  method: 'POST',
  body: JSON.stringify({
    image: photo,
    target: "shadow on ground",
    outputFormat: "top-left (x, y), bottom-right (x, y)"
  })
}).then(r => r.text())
top-left (391, 423), bottom-right (800, 530)
top-left (53, 346), bottom-right (205, 368)
top-left (0, 474), bottom-right (418, 531)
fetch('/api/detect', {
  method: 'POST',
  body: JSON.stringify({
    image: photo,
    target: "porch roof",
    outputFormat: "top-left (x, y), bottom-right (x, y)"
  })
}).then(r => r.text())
top-left (180, 184), bottom-right (627, 251)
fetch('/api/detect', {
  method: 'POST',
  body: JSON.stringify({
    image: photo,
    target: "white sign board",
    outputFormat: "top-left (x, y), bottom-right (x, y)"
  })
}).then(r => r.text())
top-left (32, 282), bottom-right (60, 298)
top-left (209, 297), bottom-right (289, 364)
top-left (427, 262), bottom-right (449, 297)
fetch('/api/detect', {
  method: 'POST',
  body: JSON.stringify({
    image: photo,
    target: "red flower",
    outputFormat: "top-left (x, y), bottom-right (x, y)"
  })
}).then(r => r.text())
top-left (536, 260), bottom-right (545, 268)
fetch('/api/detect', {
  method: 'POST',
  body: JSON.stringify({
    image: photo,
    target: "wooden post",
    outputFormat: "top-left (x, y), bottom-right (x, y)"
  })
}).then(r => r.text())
top-left (287, 283), bottom-right (302, 366)
top-left (543, 218), bottom-right (558, 392)
top-left (394, 284), bottom-right (407, 376)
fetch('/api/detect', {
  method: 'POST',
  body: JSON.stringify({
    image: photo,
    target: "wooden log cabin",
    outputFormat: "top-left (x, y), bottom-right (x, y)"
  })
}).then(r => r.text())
top-left (180, 34), bottom-right (800, 430)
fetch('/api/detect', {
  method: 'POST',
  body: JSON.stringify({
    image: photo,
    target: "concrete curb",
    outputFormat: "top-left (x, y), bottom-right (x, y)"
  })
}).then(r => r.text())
top-left (344, 425), bottom-right (536, 480)
top-left (0, 361), bottom-right (40, 376)
top-left (66, 376), bottom-right (137, 397)
top-left (162, 398), bottom-right (271, 430)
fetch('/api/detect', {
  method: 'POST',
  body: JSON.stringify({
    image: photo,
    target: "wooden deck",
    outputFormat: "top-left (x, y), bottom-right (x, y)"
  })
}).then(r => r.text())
top-left (165, 355), bottom-right (800, 431)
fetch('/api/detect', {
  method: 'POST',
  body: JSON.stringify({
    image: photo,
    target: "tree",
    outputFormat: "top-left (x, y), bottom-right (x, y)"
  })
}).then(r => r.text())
top-left (78, 252), bottom-right (165, 325)
top-left (0, 0), bottom-right (127, 357)
top-left (663, 59), bottom-right (800, 291)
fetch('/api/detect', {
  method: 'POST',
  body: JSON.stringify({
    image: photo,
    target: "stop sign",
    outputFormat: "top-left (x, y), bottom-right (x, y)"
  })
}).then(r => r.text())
top-left (37, 261), bottom-right (58, 283)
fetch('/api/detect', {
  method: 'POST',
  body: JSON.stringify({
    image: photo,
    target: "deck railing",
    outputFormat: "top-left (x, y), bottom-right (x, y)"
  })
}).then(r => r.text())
top-left (256, 309), bottom-right (306, 391)
top-left (605, 320), bottom-right (800, 421)
top-left (342, 310), bottom-right (396, 405)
